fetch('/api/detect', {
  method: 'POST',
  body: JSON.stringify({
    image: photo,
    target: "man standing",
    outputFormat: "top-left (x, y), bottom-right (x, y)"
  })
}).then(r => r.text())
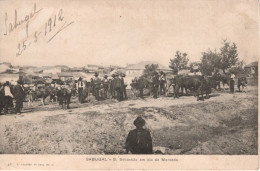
top-left (137, 77), bottom-right (145, 99)
top-left (120, 73), bottom-right (127, 100)
top-left (114, 73), bottom-right (123, 101)
top-left (102, 75), bottom-right (109, 99)
top-left (93, 73), bottom-right (101, 101)
top-left (13, 80), bottom-right (25, 114)
top-left (230, 73), bottom-right (235, 93)
top-left (77, 77), bottom-right (85, 103)
top-left (152, 71), bottom-right (159, 99)
top-left (110, 74), bottom-right (116, 99)
top-left (3, 81), bottom-right (13, 114)
top-left (159, 71), bottom-right (166, 96)
top-left (0, 83), bottom-right (4, 115)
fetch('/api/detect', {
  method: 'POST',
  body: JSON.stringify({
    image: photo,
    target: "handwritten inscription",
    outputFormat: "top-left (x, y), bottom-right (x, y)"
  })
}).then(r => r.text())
top-left (4, 3), bottom-right (42, 37)
top-left (2, 3), bottom-right (74, 57)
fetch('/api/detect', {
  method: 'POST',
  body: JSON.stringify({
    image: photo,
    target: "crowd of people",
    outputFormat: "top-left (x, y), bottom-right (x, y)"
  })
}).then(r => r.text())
top-left (0, 69), bottom-right (245, 116)
top-left (76, 72), bottom-right (129, 102)
top-left (0, 80), bottom-right (26, 115)
top-left (130, 71), bottom-right (167, 99)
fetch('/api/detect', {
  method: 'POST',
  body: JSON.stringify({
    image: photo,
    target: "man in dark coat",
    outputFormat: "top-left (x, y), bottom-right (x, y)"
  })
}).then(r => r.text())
top-left (152, 71), bottom-right (159, 98)
top-left (13, 80), bottom-right (25, 114)
top-left (93, 73), bottom-right (101, 101)
top-left (125, 117), bottom-right (153, 154)
top-left (3, 81), bottom-right (14, 114)
top-left (120, 73), bottom-right (127, 100)
top-left (77, 77), bottom-right (84, 103)
top-left (114, 73), bottom-right (123, 101)
top-left (137, 76), bottom-right (145, 98)
top-left (159, 71), bottom-right (166, 96)
top-left (230, 73), bottom-right (235, 93)
top-left (102, 75), bottom-right (109, 99)
top-left (0, 83), bottom-right (4, 114)
top-left (110, 74), bottom-right (116, 99)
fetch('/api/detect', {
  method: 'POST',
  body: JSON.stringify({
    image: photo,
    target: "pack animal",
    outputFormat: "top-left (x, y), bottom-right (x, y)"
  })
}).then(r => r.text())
top-left (237, 77), bottom-right (247, 92)
top-left (58, 87), bottom-right (72, 109)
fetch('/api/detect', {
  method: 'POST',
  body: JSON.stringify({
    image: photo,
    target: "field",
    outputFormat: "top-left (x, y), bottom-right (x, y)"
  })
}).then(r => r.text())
top-left (0, 85), bottom-right (258, 155)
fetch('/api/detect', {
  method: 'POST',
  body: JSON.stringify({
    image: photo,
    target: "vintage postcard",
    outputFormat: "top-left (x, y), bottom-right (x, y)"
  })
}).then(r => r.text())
top-left (0, 0), bottom-right (259, 170)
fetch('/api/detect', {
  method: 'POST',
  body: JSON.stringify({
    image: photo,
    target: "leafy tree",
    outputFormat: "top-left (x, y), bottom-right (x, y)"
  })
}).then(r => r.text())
top-left (219, 40), bottom-right (238, 73)
top-left (143, 64), bottom-right (159, 77)
top-left (228, 60), bottom-right (245, 75)
top-left (200, 49), bottom-right (221, 75)
top-left (169, 51), bottom-right (189, 74)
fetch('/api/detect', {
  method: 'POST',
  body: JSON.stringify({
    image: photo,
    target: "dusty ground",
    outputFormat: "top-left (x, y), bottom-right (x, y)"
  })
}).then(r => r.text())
top-left (0, 86), bottom-right (258, 154)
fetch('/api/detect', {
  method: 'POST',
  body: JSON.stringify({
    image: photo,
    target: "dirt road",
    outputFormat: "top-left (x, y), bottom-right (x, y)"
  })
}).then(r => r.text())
top-left (0, 86), bottom-right (258, 154)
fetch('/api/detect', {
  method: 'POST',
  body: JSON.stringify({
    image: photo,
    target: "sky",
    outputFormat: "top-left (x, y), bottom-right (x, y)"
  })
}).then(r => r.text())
top-left (0, 0), bottom-right (259, 68)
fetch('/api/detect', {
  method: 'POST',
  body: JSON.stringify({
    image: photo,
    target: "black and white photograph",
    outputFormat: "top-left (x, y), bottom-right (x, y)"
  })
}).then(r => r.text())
top-left (0, 0), bottom-right (258, 169)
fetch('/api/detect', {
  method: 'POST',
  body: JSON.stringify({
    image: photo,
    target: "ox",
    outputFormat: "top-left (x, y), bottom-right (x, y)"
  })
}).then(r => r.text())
top-left (57, 86), bottom-right (72, 109)
top-left (27, 86), bottom-right (57, 106)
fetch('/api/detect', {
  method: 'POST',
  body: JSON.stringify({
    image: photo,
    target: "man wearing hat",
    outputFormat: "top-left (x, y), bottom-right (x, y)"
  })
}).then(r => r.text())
top-left (13, 79), bottom-right (25, 114)
top-left (159, 71), bottom-right (166, 96)
top-left (77, 77), bottom-right (85, 103)
top-left (152, 71), bottom-right (159, 98)
top-left (3, 81), bottom-right (13, 114)
top-left (102, 75), bottom-right (109, 99)
top-left (120, 73), bottom-right (127, 100)
top-left (114, 73), bottom-right (123, 101)
top-left (230, 73), bottom-right (235, 93)
top-left (93, 73), bottom-right (101, 101)
top-left (0, 83), bottom-right (4, 115)
top-left (110, 74), bottom-right (116, 99)
top-left (125, 117), bottom-right (153, 154)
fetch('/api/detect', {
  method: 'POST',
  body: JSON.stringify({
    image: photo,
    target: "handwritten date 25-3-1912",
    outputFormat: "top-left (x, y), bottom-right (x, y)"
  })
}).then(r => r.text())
top-left (16, 9), bottom-right (74, 57)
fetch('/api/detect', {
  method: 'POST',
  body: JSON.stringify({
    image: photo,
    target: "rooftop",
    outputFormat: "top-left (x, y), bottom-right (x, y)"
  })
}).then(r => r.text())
top-left (245, 61), bottom-right (258, 68)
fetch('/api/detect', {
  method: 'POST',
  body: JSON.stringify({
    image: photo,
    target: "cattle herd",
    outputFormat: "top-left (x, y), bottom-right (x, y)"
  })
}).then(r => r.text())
top-left (131, 72), bottom-right (248, 101)
top-left (0, 71), bottom-right (248, 115)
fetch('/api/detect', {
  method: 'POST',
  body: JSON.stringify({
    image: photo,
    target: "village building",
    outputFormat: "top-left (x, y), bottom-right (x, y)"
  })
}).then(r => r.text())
top-left (58, 72), bottom-right (73, 81)
top-left (125, 61), bottom-right (171, 77)
top-left (85, 65), bottom-right (104, 73)
top-left (123, 61), bottom-right (171, 89)
top-left (42, 67), bottom-right (61, 74)
top-left (245, 61), bottom-right (258, 76)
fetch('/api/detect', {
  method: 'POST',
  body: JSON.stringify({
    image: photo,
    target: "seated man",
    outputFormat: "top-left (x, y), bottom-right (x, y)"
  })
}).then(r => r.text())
top-left (125, 117), bottom-right (153, 154)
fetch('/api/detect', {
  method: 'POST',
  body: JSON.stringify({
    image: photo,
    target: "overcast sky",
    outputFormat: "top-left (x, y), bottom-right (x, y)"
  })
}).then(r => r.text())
top-left (0, 0), bottom-right (258, 67)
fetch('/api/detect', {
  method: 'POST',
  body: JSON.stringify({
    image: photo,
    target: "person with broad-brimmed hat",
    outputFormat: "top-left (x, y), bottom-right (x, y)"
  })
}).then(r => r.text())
top-left (114, 73), bottom-right (123, 101)
top-left (159, 71), bottom-right (166, 96)
top-left (230, 73), bottom-right (235, 93)
top-left (13, 79), bottom-right (25, 114)
top-left (93, 72), bottom-right (101, 101)
top-left (125, 117), bottom-right (153, 154)
top-left (3, 81), bottom-right (13, 114)
top-left (120, 73), bottom-right (127, 100)
top-left (102, 75), bottom-right (109, 99)
top-left (77, 77), bottom-right (85, 103)
top-left (152, 71), bottom-right (159, 98)
top-left (0, 83), bottom-right (4, 115)
top-left (110, 74), bottom-right (116, 99)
